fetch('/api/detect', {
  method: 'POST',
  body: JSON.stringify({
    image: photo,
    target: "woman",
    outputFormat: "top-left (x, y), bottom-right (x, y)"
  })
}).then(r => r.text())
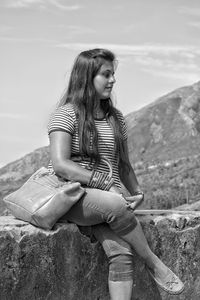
top-left (48, 48), bottom-right (184, 299)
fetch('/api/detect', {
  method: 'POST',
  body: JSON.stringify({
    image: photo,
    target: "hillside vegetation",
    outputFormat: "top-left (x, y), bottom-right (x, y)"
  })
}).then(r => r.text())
top-left (135, 154), bottom-right (200, 209)
top-left (0, 81), bottom-right (200, 215)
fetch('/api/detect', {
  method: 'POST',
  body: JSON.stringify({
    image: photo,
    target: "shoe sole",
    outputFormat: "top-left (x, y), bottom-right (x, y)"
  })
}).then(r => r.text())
top-left (148, 268), bottom-right (185, 295)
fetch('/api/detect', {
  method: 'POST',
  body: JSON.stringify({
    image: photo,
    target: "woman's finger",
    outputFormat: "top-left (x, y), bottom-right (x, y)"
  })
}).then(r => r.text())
top-left (126, 194), bottom-right (144, 210)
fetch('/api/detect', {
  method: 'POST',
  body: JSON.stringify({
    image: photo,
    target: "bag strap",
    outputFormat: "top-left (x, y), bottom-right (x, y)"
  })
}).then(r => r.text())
top-left (101, 156), bottom-right (113, 178)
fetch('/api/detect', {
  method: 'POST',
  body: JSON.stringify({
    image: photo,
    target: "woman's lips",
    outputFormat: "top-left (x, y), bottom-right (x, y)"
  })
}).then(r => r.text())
top-left (105, 86), bottom-right (113, 91)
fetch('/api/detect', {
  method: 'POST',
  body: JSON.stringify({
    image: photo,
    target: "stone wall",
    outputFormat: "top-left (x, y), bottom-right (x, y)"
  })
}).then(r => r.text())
top-left (1, 213), bottom-right (200, 300)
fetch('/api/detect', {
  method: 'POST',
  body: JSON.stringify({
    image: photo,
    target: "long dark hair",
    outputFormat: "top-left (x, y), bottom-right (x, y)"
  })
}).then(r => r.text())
top-left (59, 48), bottom-right (129, 170)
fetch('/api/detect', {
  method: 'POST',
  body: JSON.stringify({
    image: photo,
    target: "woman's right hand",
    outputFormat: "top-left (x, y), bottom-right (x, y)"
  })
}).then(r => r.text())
top-left (126, 193), bottom-right (144, 211)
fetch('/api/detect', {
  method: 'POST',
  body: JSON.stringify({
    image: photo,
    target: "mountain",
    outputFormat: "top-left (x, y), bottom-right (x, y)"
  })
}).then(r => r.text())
top-left (0, 81), bottom-right (200, 214)
top-left (126, 81), bottom-right (200, 166)
top-left (0, 147), bottom-right (49, 215)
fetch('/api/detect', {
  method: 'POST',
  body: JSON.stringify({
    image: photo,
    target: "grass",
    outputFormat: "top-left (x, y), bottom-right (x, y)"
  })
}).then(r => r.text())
top-left (135, 155), bottom-right (200, 209)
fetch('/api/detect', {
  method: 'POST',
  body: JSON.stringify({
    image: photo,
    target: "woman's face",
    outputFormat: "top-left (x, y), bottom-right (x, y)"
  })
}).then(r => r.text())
top-left (93, 61), bottom-right (116, 100)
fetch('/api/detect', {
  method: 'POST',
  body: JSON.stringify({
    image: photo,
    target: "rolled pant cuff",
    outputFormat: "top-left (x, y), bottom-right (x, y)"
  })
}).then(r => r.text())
top-left (109, 270), bottom-right (134, 281)
top-left (112, 218), bottom-right (137, 236)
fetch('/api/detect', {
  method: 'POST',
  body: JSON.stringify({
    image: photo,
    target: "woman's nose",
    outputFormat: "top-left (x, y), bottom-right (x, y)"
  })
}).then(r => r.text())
top-left (109, 74), bottom-right (116, 83)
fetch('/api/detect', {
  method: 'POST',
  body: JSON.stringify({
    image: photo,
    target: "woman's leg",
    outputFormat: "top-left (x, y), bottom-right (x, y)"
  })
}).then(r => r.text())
top-left (92, 224), bottom-right (133, 300)
top-left (64, 188), bottom-right (137, 231)
top-left (121, 219), bottom-right (169, 277)
top-left (120, 219), bottom-right (184, 294)
top-left (63, 188), bottom-right (184, 294)
top-left (108, 281), bottom-right (133, 300)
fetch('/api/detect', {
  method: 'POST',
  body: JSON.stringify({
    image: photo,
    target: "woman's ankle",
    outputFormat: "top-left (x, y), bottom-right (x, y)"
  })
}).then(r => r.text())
top-left (144, 253), bottom-right (161, 270)
top-left (145, 255), bottom-right (172, 280)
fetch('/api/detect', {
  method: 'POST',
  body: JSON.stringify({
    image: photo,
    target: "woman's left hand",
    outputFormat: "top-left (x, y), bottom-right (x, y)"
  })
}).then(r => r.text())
top-left (125, 192), bottom-right (144, 211)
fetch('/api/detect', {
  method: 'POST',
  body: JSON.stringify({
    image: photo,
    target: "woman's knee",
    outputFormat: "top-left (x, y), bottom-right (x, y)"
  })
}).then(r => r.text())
top-left (105, 198), bottom-right (138, 235)
top-left (109, 251), bottom-right (133, 281)
top-left (91, 191), bottom-right (138, 235)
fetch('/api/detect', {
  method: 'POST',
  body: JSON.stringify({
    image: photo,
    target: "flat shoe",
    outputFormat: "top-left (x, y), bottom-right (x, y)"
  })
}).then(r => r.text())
top-left (148, 267), bottom-right (185, 295)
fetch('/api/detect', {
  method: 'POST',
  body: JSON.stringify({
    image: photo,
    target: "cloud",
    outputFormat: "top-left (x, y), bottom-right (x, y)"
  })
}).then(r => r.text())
top-left (188, 21), bottom-right (200, 29)
top-left (3, 0), bottom-right (81, 10)
top-left (179, 6), bottom-right (200, 30)
top-left (0, 36), bottom-right (58, 44)
top-left (0, 25), bottom-right (14, 33)
top-left (55, 42), bottom-right (200, 81)
top-left (66, 25), bottom-right (95, 34)
top-left (4, 0), bottom-right (45, 8)
top-left (140, 62), bottom-right (200, 82)
top-left (49, 24), bottom-right (95, 36)
top-left (55, 42), bottom-right (200, 56)
top-left (179, 6), bottom-right (200, 17)
top-left (135, 55), bottom-right (199, 70)
top-left (0, 113), bottom-right (30, 120)
top-left (49, 0), bottom-right (81, 11)
top-left (141, 67), bottom-right (200, 83)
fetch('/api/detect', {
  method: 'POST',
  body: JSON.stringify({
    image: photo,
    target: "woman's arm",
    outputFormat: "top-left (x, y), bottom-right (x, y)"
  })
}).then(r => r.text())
top-left (49, 131), bottom-right (91, 184)
top-left (119, 139), bottom-right (144, 209)
top-left (119, 140), bottom-right (141, 194)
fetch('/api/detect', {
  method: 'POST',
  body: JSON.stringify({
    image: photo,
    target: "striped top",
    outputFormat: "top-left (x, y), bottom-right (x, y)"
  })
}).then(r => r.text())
top-left (47, 103), bottom-right (127, 188)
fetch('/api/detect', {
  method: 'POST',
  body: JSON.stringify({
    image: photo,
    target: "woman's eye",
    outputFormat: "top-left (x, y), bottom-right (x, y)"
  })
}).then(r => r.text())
top-left (104, 73), bottom-right (110, 78)
top-left (102, 72), bottom-right (114, 79)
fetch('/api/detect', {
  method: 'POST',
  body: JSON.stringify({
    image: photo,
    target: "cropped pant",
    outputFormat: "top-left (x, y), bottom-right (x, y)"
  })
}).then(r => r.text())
top-left (63, 188), bottom-right (137, 281)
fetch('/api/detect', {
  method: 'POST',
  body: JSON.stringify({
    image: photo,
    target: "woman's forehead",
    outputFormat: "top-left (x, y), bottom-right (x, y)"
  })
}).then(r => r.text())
top-left (99, 61), bottom-right (114, 72)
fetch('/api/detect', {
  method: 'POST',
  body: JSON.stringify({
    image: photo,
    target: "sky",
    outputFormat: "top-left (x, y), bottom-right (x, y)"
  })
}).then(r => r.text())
top-left (1, 0), bottom-right (200, 167)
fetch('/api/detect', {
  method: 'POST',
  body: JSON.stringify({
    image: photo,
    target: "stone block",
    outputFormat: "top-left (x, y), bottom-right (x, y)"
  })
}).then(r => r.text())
top-left (0, 214), bottom-right (200, 300)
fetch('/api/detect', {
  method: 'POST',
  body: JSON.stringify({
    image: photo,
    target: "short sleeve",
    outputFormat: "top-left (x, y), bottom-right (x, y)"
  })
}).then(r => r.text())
top-left (116, 110), bottom-right (128, 140)
top-left (48, 105), bottom-right (76, 135)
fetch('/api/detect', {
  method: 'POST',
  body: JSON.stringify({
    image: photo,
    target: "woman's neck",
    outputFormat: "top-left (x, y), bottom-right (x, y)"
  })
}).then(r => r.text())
top-left (94, 101), bottom-right (105, 119)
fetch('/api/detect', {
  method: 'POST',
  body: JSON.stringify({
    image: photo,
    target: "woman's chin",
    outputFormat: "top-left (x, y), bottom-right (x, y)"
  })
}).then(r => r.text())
top-left (101, 93), bottom-right (112, 99)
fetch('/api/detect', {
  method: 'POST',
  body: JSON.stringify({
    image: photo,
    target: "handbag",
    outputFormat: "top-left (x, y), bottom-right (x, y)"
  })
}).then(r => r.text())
top-left (3, 167), bottom-right (86, 230)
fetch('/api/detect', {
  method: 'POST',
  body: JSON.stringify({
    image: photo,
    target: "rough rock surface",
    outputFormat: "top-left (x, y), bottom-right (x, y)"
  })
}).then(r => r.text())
top-left (126, 81), bottom-right (200, 165)
top-left (1, 214), bottom-right (200, 300)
